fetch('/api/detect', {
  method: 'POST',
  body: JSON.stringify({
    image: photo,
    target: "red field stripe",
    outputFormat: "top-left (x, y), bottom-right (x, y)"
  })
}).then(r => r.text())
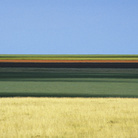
top-left (0, 60), bottom-right (138, 63)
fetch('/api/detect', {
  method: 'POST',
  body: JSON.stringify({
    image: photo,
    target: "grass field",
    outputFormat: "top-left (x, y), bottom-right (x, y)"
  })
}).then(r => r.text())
top-left (0, 98), bottom-right (138, 138)
top-left (0, 68), bottom-right (138, 97)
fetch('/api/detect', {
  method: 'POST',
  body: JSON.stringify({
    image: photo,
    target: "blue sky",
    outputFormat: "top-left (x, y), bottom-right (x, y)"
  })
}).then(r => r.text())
top-left (0, 0), bottom-right (138, 54)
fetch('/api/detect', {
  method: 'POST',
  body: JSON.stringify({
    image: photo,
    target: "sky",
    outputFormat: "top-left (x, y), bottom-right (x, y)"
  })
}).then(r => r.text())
top-left (0, 0), bottom-right (138, 54)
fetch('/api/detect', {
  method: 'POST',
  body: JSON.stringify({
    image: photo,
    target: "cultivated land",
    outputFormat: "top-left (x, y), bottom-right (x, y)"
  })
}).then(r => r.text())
top-left (1, 54), bottom-right (138, 68)
top-left (1, 54), bottom-right (137, 98)
top-left (0, 54), bottom-right (138, 62)
top-left (0, 55), bottom-right (138, 137)
top-left (0, 98), bottom-right (138, 138)
top-left (0, 68), bottom-right (138, 97)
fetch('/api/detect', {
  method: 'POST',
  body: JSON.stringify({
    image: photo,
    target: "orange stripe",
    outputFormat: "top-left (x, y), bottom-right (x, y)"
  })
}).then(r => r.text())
top-left (0, 60), bottom-right (138, 63)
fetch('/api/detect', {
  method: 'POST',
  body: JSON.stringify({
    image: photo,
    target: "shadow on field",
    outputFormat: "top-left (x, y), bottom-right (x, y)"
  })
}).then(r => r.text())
top-left (0, 79), bottom-right (138, 83)
top-left (0, 92), bottom-right (138, 98)
top-left (0, 72), bottom-right (138, 79)
top-left (1, 62), bottom-right (138, 68)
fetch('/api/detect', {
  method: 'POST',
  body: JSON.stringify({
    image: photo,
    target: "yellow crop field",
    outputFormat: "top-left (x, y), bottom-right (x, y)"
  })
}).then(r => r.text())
top-left (0, 98), bottom-right (138, 138)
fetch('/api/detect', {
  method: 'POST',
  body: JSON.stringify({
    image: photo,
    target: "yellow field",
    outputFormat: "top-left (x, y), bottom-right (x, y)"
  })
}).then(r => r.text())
top-left (0, 98), bottom-right (138, 138)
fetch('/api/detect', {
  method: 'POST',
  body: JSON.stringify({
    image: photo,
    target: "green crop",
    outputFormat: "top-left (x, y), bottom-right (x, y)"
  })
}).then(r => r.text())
top-left (0, 54), bottom-right (138, 60)
top-left (0, 68), bottom-right (138, 97)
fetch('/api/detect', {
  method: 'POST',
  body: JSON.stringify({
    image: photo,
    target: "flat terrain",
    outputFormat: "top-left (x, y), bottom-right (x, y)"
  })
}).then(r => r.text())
top-left (1, 55), bottom-right (138, 68)
top-left (0, 55), bottom-right (138, 138)
top-left (0, 98), bottom-right (138, 138)
top-left (0, 68), bottom-right (138, 97)
top-left (0, 54), bottom-right (138, 62)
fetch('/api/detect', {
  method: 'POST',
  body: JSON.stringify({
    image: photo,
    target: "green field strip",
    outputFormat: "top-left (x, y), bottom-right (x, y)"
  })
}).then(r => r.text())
top-left (0, 78), bottom-right (138, 97)
top-left (1, 58), bottom-right (138, 60)
top-left (0, 58), bottom-right (138, 60)
top-left (0, 68), bottom-right (138, 97)
top-left (0, 54), bottom-right (138, 60)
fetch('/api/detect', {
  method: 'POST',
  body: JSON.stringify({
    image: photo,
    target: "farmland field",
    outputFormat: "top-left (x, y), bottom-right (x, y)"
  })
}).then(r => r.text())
top-left (0, 98), bottom-right (138, 138)
top-left (0, 68), bottom-right (138, 97)
top-left (0, 54), bottom-right (138, 61)
top-left (0, 55), bottom-right (138, 137)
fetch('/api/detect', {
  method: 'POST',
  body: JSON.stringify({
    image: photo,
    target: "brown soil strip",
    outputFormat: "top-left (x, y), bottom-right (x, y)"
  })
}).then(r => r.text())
top-left (0, 60), bottom-right (138, 63)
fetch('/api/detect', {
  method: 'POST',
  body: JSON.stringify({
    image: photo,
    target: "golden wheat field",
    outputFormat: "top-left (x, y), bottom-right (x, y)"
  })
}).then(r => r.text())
top-left (0, 98), bottom-right (138, 138)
